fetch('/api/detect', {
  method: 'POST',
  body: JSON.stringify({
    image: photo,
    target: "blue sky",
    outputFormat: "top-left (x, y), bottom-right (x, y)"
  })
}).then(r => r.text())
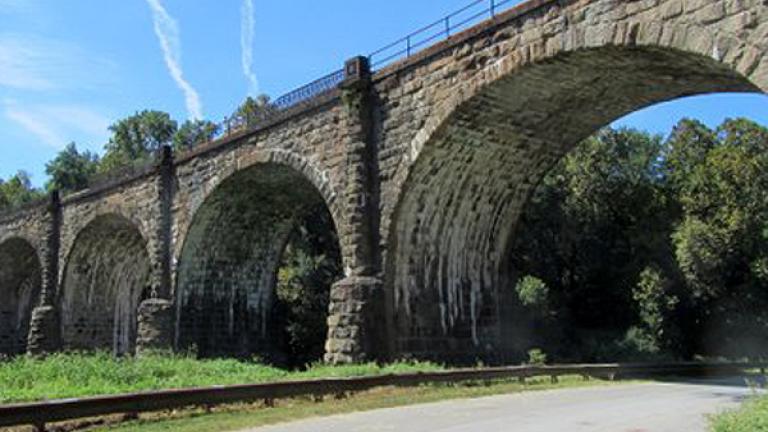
top-left (1, 0), bottom-right (767, 187)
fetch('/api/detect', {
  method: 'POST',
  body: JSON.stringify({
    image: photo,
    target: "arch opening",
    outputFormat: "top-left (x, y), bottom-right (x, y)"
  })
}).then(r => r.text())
top-left (505, 104), bottom-right (768, 363)
top-left (60, 214), bottom-right (151, 356)
top-left (0, 238), bottom-right (41, 356)
top-left (176, 163), bottom-right (342, 367)
top-left (386, 45), bottom-right (765, 364)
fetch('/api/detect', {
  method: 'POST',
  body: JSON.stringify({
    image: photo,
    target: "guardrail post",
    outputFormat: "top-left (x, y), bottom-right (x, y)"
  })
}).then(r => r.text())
top-left (325, 57), bottom-right (386, 364)
top-left (27, 189), bottom-right (62, 356)
top-left (136, 146), bottom-right (175, 355)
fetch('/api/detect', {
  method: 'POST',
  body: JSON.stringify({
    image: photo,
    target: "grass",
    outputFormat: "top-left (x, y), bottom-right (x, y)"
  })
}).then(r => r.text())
top-left (0, 353), bottom-right (629, 432)
top-left (0, 352), bottom-right (444, 404)
top-left (91, 374), bottom-right (615, 432)
top-left (710, 393), bottom-right (768, 431)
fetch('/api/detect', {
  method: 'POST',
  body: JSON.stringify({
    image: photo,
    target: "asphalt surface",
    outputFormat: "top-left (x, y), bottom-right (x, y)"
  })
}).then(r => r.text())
top-left (243, 376), bottom-right (762, 432)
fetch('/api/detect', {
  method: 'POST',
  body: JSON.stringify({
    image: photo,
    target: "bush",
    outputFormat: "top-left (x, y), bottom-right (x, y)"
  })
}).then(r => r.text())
top-left (710, 395), bottom-right (768, 431)
top-left (516, 276), bottom-right (550, 311)
top-left (527, 348), bottom-right (548, 366)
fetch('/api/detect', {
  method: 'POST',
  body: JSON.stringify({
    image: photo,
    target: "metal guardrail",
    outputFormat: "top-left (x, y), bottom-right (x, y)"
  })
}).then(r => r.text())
top-left (368, 0), bottom-right (520, 69)
top-left (0, 362), bottom-right (764, 430)
top-left (212, 69), bottom-right (346, 142)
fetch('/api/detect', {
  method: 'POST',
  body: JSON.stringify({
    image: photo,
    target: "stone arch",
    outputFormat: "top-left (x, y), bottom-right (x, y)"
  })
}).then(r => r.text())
top-left (0, 237), bottom-right (42, 356)
top-left (174, 152), bottom-right (343, 361)
top-left (59, 213), bottom-right (151, 355)
top-left (173, 149), bottom-right (343, 274)
top-left (385, 9), bottom-right (768, 361)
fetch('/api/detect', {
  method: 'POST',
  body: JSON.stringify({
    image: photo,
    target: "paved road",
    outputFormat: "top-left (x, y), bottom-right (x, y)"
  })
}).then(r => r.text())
top-left (243, 376), bottom-right (762, 432)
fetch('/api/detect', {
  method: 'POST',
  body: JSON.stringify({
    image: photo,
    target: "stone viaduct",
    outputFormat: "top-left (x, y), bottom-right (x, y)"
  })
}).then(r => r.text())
top-left (1, 0), bottom-right (766, 364)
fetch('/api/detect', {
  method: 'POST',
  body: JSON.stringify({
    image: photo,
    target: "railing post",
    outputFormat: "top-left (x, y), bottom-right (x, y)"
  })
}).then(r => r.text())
top-left (445, 16), bottom-right (451, 37)
top-left (406, 36), bottom-right (411, 57)
top-left (490, 0), bottom-right (496, 17)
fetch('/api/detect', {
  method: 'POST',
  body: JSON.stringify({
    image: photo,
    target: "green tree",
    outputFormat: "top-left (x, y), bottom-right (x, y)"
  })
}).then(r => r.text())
top-left (100, 110), bottom-right (178, 172)
top-left (508, 118), bottom-right (768, 361)
top-left (234, 95), bottom-right (276, 128)
top-left (631, 266), bottom-right (678, 349)
top-left (663, 118), bottom-right (718, 191)
top-left (669, 118), bottom-right (768, 358)
top-left (274, 205), bottom-right (342, 367)
top-left (671, 118), bottom-right (768, 299)
top-left (0, 171), bottom-right (44, 210)
top-left (173, 119), bottom-right (219, 151)
top-left (515, 275), bottom-right (550, 312)
top-left (512, 129), bottom-right (675, 324)
top-left (0, 179), bottom-right (8, 210)
top-left (45, 142), bottom-right (99, 193)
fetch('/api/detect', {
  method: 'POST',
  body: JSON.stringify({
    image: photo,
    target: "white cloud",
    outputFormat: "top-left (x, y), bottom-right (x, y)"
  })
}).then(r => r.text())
top-left (145, 0), bottom-right (203, 120)
top-left (4, 100), bottom-right (111, 149)
top-left (240, 0), bottom-right (259, 96)
top-left (4, 107), bottom-right (62, 147)
top-left (0, 0), bottom-right (31, 14)
top-left (0, 34), bottom-right (116, 91)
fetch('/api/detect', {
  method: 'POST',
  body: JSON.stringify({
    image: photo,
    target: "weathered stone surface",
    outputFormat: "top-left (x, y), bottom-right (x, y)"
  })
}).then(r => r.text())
top-left (26, 305), bottom-right (60, 356)
top-left (136, 298), bottom-right (174, 354)
top-left (174, 164), bottom-right (328, 359)
top-left (0, 0), bottom-right (765, 363)
top-left (325, 276), bottom-right (385, 364)
top-left (59, 214), bottom-right (150, 355)
top-left (0, 238), bottom-right (41, 356)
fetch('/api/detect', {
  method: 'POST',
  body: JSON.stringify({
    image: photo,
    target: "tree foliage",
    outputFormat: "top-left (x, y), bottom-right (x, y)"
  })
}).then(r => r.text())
top-left (515, 275), bottom-right (550, 311)
top-left (0, 171), bottom-right (44, 210)
top-left (234, 95), bottom-right (277, 128)
top-left (274, 205), bottom-right (342, 368)
top-left (100, 110), bottom-right (178, 172)
top-left (45, 143), bottom-right (99, 193)
top-left (173, 120), bottom-right (219, 152)
top-left (510, 118), bottom-right (768, 361)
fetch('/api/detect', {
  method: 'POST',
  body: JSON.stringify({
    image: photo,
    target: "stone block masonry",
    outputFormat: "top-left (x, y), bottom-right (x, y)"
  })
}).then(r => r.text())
top-left (0, 0), bottom-right (766, 363)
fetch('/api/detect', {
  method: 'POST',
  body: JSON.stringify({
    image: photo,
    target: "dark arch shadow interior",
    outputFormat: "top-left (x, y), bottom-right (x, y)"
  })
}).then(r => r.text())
top-left (176, 163), bottom-right (342, 364)
top-left (60, 214), bottom-right (151, 356)
top-left (0, 238), bottom-right (42, 356)
top-left (386, 45), bottom-right (764, 363)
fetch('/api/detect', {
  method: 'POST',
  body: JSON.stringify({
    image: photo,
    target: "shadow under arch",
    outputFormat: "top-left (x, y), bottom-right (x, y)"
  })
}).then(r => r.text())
top-left (0, 237), bottom-right (42, 356)
top-left (385, 44), bottom-right (766, 363)
top-left (59, 213), bottom-right (151, 356)
top-left (175, 160), bottom-right (343, 363)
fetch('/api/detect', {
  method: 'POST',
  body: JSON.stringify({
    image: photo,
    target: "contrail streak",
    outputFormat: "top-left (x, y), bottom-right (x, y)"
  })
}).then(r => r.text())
top-left (241, 0), bottom-right (259, 96)
top-left (146, 0), bottom-right (203, 120)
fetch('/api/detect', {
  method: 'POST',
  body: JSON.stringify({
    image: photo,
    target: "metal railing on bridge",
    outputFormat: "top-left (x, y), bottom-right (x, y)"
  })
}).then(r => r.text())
top-left (211, 0), bottom-right (523, 144)
top-left (368, 0), bottom-right (520, 69)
